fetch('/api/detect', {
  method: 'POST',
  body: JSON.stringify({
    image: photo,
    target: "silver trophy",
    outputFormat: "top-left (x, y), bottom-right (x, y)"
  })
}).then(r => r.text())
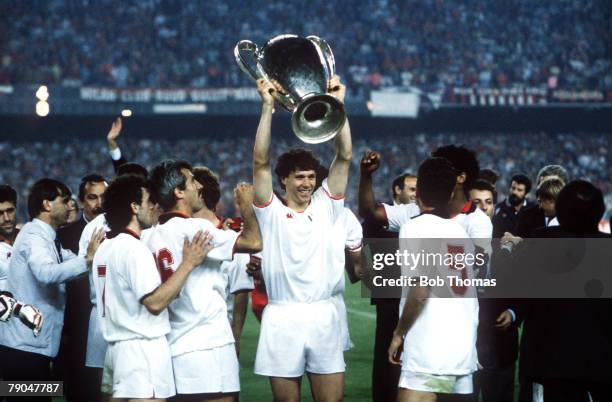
top-left (234, 34), bottom-right (346, 144)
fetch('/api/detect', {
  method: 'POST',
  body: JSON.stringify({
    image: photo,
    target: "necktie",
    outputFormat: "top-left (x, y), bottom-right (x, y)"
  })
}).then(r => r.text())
top-left (54, 239), bottom-right (63, 263)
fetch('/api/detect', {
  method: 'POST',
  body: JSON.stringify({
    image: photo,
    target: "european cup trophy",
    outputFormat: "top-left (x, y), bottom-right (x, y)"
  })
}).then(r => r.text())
top-left (234, 34), bottom-right (346, 144)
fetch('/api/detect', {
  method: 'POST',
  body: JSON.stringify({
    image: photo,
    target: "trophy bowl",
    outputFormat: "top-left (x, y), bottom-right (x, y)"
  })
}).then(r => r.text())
top-left (234, 34), bottom-right (346, 144)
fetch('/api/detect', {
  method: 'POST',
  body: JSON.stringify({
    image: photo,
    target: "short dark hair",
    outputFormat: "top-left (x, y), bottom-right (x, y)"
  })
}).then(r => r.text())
top-left (511, 174), bottom-right (532, 194)
top-left (479, 169), bottom-right (499, 186)
top-left (417, 157), bottom-right (457, 210)
top-left (116, 163), bottom-right (148, 179)
top-left (391, 173), bottom-right (416, 199)
top-left (150, 160), bottom-right (192, 211)
top-left (275, 149), bottom-right (320, 191)
top-left (471, 179), bottom-right (498, 203)
top-left (556, 180), bottom-right (605, 233)
top-left (78, 174), bottom-right (107, 201)
top-left (0, 185), bottom-right (17, 205)
top-left (193, 166), bottom-right (220, 211)
top-left (103, 175), bottom-right (150, 233)
top-left (432, 145), bottom-right (479, 197)
top-left (27, 179), bottom-right (71, 220)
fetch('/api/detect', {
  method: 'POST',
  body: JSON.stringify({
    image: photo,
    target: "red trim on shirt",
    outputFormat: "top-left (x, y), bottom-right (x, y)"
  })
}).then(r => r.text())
top-left (346, 242), bottom-right (363, 252)
top-left (121, 228), bottom-right (140, 240)
top-left (279, 196), bottom-right (310, 213)
top-left (323, 186), bottom-right (345, 200)
top-left (216, 216), bottom-right (225, 229)
top-left (450, 201), bottom-right (475, 219)
top-left (461, 201), bottom-right (473, 213)
top-left (253, 194), bottom-right (274, 209)
top-left (0, 234), bottom-right (12, 246)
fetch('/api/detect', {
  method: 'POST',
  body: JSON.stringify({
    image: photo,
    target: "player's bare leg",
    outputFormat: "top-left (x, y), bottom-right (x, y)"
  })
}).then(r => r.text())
top-left (307, 372), bottom-right (344, 402)
top-left (173, 394), bottom-right (235, 402)
top-left (127, 399), bottom-right (165, 402)
top-left (397, 388), bottom-right (437, 402)
top-left (270, 376), bottom-right (301, 402)
top-left (197, 394), bottom-right (235, 402)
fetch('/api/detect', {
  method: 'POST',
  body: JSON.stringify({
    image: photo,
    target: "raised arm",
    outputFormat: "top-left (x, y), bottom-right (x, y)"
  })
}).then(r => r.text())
top-left (141, 231), bottom-right (212, 315)
top-left (234, 183), bottom-right (263, 254)
top-left (253, 79), bottom-right (276, 206)
top-left (327, 76), bottom-right (352, 197)
top-left (358, 151), bottom-right (387, 224)
top-left (107, 117), bottom-right (127, 171)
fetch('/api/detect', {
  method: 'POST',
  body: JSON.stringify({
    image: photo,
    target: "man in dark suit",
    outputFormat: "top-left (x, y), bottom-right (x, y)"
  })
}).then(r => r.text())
top-left (504, 180), bottom-right (611, 401)
top-left (57, 174), bottom-right (107, 402)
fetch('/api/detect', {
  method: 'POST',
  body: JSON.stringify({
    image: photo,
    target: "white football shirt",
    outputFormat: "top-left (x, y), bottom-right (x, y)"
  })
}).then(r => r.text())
top-left (78, 213), bottom-right (109, 305)
top-left (144, 213), bottom-right (239, 356)
top-left (384, 201), bottom-right (492, 254)
top-left (93, 231), bottom-right (170, 342)
top-left (398, 213), bottom-right (479, 375)
top-left (253, 179), bottom-right (344, 303)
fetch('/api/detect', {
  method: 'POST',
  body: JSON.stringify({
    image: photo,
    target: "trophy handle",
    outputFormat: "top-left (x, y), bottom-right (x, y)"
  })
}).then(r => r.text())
top-left (307, 35), bottom-right (336, 79)
top-left (234, 40), bottom-right (262, 82)
top-left (234, 40), bottom-right (296, 111)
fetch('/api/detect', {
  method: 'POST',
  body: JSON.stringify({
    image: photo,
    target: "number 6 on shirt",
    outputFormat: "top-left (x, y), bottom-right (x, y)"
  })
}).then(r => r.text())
top-left (155, 248), bottom-right (175, 282)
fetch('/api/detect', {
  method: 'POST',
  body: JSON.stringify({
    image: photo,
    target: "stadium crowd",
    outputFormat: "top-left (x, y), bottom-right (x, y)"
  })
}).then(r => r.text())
top-left (1, 131), bottom-right (610, 222)
top-left (1, 0), bottom-right (610, 93)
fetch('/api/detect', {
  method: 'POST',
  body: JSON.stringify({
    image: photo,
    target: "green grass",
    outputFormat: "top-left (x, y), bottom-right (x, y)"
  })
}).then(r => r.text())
top-left (53, 279), bottom-right (376, 402)
top-left (238, 277), bottom-right (376, 401)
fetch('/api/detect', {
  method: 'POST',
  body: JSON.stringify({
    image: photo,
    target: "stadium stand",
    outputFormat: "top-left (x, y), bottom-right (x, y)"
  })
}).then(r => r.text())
top-left (1, 0), bottom-right (610, 94)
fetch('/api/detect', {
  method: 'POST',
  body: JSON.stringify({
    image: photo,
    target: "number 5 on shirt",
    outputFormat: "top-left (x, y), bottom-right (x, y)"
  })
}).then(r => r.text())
top-left (447, 244), bottom-right (467, 296)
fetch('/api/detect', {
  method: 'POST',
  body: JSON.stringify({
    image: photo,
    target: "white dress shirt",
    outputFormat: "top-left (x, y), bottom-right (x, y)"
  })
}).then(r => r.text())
top-left (0, 219), bottom-right (88, 357)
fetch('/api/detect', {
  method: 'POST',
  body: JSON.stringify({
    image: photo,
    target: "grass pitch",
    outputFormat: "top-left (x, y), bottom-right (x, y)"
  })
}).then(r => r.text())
top-left (238, 279), bottom-right (376, 401)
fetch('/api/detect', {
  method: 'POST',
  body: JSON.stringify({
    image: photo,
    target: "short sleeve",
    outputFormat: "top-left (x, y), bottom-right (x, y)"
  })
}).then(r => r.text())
top-left (227, 253), bottom-right (254, 294)
top-left (78, 216), bottom-right (110, 258)
top-left (125, 244), bottom-right (161, 301)
top-left (343, 209), bottom-right (363, 251)
top-left (253, 193), bottom-right (281, 230)
top-left (192, 219), bottom-right (240, 262)
top-left (313, 179), bottom-right (345, 223)
top-left (383, 203), bottom-right (420, 232)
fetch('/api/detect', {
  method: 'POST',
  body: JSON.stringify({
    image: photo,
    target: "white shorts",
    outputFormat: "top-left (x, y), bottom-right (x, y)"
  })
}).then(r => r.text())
top-left (173, 343), bottom-right (239, 394)
top-left (101, 336), bottom-right (175, 399)
top-left (331, 293), bottom-right (353, 352)
top-left (398, 370), bottom-right (473, 394)
top-left (85, 306), bottom-right (107, 368)
top-left (254, 300), bottom-right (345, 377)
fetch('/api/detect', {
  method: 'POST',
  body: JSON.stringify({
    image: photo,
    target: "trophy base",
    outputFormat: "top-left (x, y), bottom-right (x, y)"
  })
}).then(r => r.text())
top-left (292, 94), bottom-right (346, 144)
